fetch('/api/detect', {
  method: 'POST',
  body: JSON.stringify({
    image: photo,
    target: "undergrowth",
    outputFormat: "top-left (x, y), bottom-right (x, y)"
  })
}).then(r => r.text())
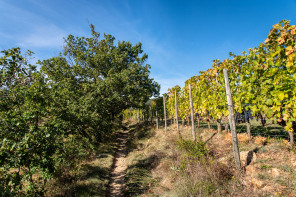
top-left (174, 139), bottom-right (234, 196)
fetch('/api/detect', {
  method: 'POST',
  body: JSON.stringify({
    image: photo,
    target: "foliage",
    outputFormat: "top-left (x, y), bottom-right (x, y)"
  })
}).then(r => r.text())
top-left (177, 139), bottom-right (208, 160)
top-left (0, 25), bottom-right (159, 195)
top-left (165, 20), bottom-right (296, 144)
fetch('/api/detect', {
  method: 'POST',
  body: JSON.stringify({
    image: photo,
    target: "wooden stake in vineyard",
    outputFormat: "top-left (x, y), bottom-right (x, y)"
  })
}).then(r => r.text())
top-left (156, 101), bottom-right (159, 130)
top-left (175, 90), bottom-right (180, 136)
top-left (223, 69), bottom-right (241, 169)
top-left (163, 95), bottom-right (167, 132)
top-left (215, 72), bottom-right (222, 134)
top-left (189, 84), bottom-right (196, 141)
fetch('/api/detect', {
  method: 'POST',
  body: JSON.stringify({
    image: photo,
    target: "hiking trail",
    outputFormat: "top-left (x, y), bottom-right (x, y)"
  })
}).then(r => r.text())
top-left (108, 127), bottom-right (129, 197)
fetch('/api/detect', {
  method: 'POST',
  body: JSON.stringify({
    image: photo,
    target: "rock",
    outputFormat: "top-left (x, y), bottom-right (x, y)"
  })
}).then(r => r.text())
top-left (251, 178), bottom-right (265, 189)
top-left (271, 168), bottom-right (280, 176)
top-left (240, 151), bottom-right (257, 166)
top-left (240, 151), bottom-right (248, 162)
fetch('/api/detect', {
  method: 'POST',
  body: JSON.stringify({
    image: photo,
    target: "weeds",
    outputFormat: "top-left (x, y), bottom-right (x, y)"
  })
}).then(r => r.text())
top-left (257, 173), bottom-right (271, 180)
top-left (260, 164), bottom-right (272, 170)
top-left (173, 138), bottom-right (233, 196)
top-left (177, 139), bottom-right (208, 160)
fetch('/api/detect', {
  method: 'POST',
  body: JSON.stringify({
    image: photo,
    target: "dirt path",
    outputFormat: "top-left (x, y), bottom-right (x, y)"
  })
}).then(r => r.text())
top-left (108, 128), bottom-right (129, 197)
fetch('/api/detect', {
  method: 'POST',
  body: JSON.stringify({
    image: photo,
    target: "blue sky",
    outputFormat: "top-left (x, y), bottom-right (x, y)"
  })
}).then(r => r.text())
top-left (1, 0), bottom-right (296, 94)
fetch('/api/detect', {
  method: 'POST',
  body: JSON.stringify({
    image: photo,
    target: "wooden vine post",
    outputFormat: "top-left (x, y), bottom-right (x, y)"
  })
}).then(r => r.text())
top-left (223, 69), bottom-right (241, 169)
top-left (163, 95), bottom-right (167, 132)
top-left (215, 72), bottom-right (222, 134)
top-left (156, 101), bottom-right (159, 130)
top-left (149, 106), bottom-right (152, 123)
top-left (175, 90), bottom-right (180, 136)
top-left (246, 120), bottom-right (251, 139)
top-left (189, 84), bottom-right (196, 141)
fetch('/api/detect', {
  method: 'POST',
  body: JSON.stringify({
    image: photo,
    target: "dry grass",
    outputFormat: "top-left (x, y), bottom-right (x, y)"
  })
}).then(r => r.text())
top-left (124, 122), bottom-right (296, 196)
top-left (44, 120), bottom-right (296, 196)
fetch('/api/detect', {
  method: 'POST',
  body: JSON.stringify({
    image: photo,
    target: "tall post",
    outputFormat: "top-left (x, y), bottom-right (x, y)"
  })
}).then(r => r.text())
top-left (216, 72), bottom-right (222, 134)
top-left (175, 90), bottom-right (180, 136)
top-left (156, 101), bottom-right (159, 130)
top-left (246, 121), bottom-right (251, 139)
top-left (149, 106), bottom-right (152, 123)
top-left (189, 84), bottom-right (196, 141)
top-left (223, 69), bottom-right (241, 169)
top-left (163, 95), bottom-right (167, 132)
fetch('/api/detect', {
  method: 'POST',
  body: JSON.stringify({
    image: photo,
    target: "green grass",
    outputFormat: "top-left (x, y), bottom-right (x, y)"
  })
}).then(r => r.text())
top-left (260, 164), bottom-right (272, 170)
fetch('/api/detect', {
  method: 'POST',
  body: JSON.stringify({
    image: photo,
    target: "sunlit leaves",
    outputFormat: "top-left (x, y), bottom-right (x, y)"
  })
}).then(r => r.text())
top-left (165, 20), bottom-right (296, 144)
top-left (0, 25), bottom-right (159, 195)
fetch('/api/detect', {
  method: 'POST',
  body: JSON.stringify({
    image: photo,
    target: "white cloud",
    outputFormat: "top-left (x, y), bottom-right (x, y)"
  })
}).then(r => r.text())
top-left (18, 24), bottom-right (66, 49)
top-left (0, 1), bottom-right (67, 50)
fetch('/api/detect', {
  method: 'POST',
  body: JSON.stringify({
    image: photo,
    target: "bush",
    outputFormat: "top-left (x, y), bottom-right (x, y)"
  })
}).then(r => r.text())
top-left (177, 139), bottom-right (208, 160)
top-left (174, 139), bottom-right (233, 196)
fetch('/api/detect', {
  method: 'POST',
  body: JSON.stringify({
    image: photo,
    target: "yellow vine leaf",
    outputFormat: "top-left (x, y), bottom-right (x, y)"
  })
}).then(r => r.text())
top-left (273, 24), bottom-right (282, 30)
top-left (278, 92), bottom-right (285, 101)
top-left (291, 25), bottom-right (296, 35)
top-left (288, 53), bottom-right (295, 62)
top-left (287, 61), bottom-right (293, 68)
top-left (264, 38), bottom-right (270, 43)
top-left (277, 37), bottom-right (285, 44)
top-left (283, 113), bottom-right (289, 121)
top-left (286, 46), bottom-right (293, 55)
top-left (285, 122), bottom-right (293, 132)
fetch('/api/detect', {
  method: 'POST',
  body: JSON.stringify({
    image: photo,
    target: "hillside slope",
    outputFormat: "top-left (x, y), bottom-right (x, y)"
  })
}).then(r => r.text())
top-left (123, 121), bottom-right (296, 196)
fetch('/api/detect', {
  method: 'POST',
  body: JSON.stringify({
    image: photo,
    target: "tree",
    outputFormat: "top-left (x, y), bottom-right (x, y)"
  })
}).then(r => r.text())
top-left (0, 25), bottom-right (160, 195)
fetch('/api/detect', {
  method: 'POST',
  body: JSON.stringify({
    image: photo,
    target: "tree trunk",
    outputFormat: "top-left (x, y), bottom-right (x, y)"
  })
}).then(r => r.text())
top-left (290, 121), bottom-right (296, 146)
top-left (225, 123), bottom-right (229, 132)
top-left (217, 119), bottom-right (222, 134)
top-left (197, 117), bottom-right (200, 128)
top-left (289, 131), bottom-right (294, 146)
top-left (261, 117), bottom-right (266, 127)
top-left (182, 119), bottom-right (184, 126)
top-left (259, 114), bottom-right (266, 127)
top-left (208, 121), bottom-right (211, 130)
top-left (246, 121), bottom-right (251, 139)
top-left (188, 117), bottom-right (190, 126)
top-left (277, 120), bottom-right (295, 146)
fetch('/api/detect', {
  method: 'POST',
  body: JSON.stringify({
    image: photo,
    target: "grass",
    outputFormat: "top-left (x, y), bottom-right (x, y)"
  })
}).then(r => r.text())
top-left (45, 125), bottom-right (119, 197)
top-left (257, 173), bottom-right (271, 180)
top-left (123, 122), bottom-right (161, 196)
top-left (46, 119), bottom-right (296, 196)
top-left (260, 164), bottom-right (272, 170)
top-left (124, 119), bottom-right (296, 196)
